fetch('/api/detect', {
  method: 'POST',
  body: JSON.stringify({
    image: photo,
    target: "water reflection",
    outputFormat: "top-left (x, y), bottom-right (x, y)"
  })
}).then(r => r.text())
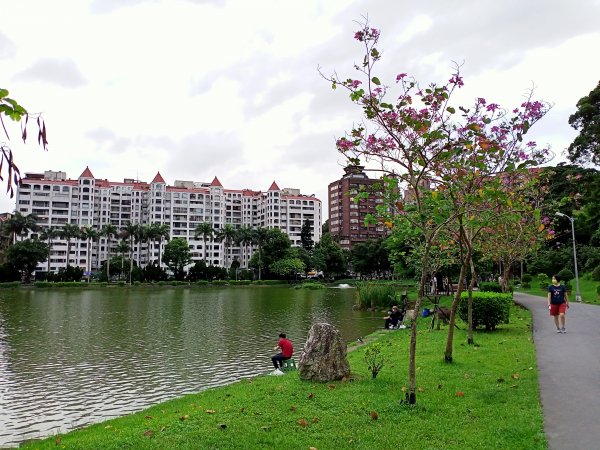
top-left (0, 286), bottom-right (380, 447)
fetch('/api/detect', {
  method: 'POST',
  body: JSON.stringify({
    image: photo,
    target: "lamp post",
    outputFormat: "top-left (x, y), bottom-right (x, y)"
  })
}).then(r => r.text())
top-left (555, 212), bottom-right (581, 302)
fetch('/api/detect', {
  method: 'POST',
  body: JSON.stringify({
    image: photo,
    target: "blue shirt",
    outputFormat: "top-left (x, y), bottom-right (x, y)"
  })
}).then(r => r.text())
top-left (548, 284), bottom-right (567, 305)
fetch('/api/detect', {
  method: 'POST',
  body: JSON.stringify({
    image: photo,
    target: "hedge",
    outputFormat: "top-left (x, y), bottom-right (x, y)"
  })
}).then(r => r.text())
top-left (458, 291), bottom-right (513, 331)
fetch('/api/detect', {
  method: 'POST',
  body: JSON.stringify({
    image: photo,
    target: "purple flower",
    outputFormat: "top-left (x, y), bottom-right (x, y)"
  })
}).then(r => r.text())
top-left (486, 103), bottom-right (499, 112)
top-left (350, 79), bottom-right (362, 88)
top-left (354, 31), bottom-right (364, 41)
top-left (396, 73), bottom-right (407, 81)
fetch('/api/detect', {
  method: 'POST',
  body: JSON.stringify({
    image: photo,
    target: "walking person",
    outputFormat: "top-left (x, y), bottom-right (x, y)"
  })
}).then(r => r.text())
top-left (271, 333), bottom-right (293, 375)
top-left (547, 274), bottom-right (570, 333)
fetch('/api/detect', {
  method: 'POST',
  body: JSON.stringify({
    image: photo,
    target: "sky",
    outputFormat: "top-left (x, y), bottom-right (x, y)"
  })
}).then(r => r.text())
top-left (1, 0), bottom-right (599, 218)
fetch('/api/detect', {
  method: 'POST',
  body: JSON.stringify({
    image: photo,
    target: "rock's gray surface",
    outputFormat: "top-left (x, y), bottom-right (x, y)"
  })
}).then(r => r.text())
top-left (298, 322), bottom-right (350, 382)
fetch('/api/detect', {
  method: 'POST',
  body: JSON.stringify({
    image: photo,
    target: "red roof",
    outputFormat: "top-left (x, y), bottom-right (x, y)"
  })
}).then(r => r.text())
top-left (268, 181), bottom-right (280, 191)
top-left (79, 166), bottom-right (94, 178)
top-left (210, 176), bottom-right (223, 187)
top-left (152, 172), bottom-right (166, 183)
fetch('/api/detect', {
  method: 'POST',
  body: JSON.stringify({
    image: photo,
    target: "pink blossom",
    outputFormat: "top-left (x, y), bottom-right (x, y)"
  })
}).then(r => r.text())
top-left (526, 141), bottom-right (536, 148)
top-left (486, 103), bottom-right (499, 112)
top-left (448, 75), bottom-right (464, 87)
top-left (336, 138), bottom-right (355, 151)
top-left (477, 97), bottom-right (486, 105)
top-left (396, 73), bottom-right (407, 81)
top-left (354, 31), bottom-right (364, 41)
top-left (350, 80), bottom-right (362, 88)
top-left (542, 216), bottom-right (550, 225)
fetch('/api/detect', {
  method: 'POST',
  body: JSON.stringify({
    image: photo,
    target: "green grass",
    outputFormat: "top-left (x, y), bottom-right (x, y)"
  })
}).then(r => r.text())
top-left (21, 304), bottom-right (545, 450)
top-left (517, 272), bottom-right (600, 305)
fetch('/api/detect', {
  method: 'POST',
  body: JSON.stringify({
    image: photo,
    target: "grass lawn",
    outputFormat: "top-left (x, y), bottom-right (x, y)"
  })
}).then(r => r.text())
top-left (517, 273), bottom-right (600, 305)
top-left (22, 304), bottom-right (545, 450)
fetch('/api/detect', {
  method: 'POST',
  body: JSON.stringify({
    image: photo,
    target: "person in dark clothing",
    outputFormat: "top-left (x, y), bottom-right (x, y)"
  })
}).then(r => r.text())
top-left (384, 305), bottom-right (403, 329)
top-left (547, 274), bottom-right (569, 333)
top-left (271, 333), bottom-right (293, 369)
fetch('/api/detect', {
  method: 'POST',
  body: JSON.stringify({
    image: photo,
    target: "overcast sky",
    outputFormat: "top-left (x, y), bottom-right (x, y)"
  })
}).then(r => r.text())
top-left (1, 0), bottom-right (599, 218)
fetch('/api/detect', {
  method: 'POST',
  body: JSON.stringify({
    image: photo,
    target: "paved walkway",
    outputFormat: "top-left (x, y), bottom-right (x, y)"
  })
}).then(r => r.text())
top-left (514, 293), bottom-right (600, 450)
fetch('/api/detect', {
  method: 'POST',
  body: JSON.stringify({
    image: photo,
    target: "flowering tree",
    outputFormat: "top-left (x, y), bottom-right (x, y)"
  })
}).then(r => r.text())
top-left (324, 21), bottom-right (550, 404)
top-left (0, 88), bottom-right (48, 196)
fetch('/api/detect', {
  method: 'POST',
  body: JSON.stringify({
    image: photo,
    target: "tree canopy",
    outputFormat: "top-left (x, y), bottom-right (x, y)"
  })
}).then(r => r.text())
top-left (568, 81), bottom-right (600, 165)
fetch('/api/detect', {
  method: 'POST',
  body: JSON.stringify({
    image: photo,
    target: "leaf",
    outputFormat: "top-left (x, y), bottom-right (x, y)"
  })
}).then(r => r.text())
top-left (312, 417), bottom-right (319, 423)
top-left (371, 76), bottom-right (381, 86)
top-left (298, 418), bottom-right (309, 428)
top-left (307, 393), bottom-right (315, 400)
top-left (511, 373), bottom-right (520, 379)
top-left (446, 106), bottom-right (455, 114)
top-left (144, 415), bottom-right (153, 419)
top-left (180, 415), bottom-right (189, 421)
top-left (327, 384), bottom-right (336, 390)
top-left (0, 89), bottom-right (9, 99)
top-left (143, 430), bottom-right (155, 437)
top-left (418, 387), bottom-right (424, 392)
top-left (290, 405), bottom-right (297, 411)
top-left (370, 411), bottom-right (379, 420)
top-left (206, 409), bottom-right (216, 414)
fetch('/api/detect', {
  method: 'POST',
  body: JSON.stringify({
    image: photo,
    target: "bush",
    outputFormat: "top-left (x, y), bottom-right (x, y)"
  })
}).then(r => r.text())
top-left (229, 280), bottom-right (252, 285)
top-left (591, 266), bottom-right (600, 281)
top-left (195, 280), bottom-right (209, 286)
top-left (521, 273), bottom-right (532, 283)
top-left (0, 281), bottom-right (21, 289)
top-left (294, 281), bottom-right (325, 290)
top-left (537, 273), bottom-right (550, 289)
top-left (522, 282), bottom-right (531, 289)
top-left (458, 292), bottom-right (512, 331)
top-left (557, 268), bottom-right (575, 282)
top-left (596, 285), bottom-right (600, 297)
top-left (252, 280), bottom-right (287, 285)
top-left (212, 280), bottom-right (229, 286)
top-left (364, 342), bottom-right (384, 379)
top-left (34, 281), bottom-right (53, 288)
top-left (479, 282), bottom-right (503, 293)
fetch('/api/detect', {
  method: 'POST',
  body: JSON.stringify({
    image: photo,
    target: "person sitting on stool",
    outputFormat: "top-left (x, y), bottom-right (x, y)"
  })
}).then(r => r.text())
top-left (384, 305), bottom-right (403, 329)
top-left (271, 333), bottom-right (294, 369)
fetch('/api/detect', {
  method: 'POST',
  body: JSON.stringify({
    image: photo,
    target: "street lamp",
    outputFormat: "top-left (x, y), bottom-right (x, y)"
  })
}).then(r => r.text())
top-left (555, 212), bottom-right (581, 302)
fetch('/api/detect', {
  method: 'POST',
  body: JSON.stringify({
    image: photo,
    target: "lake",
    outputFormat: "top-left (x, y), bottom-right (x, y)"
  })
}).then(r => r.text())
top-left (0, 285), bottom-right (381, 447)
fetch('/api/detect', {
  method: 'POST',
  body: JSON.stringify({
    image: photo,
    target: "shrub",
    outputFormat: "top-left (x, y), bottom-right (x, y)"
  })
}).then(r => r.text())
top-left (521, 273), bottom-right (532, 283)
top-left (364, 342), bottom-right (384, 379)
top-left (597, 285), bottom-right (600, 297)
top-left (34, 281), bottom-right (53, 288)
top-left (537, 273), bottom-right (550, 289)
top-left (294, 281), bottom-right (325, 290)
top-left (212, 280), bottom-right (229, 286)
top-left (195, 280), bottom-right (209, 286)
top-left (557, 268), bottom-right (575, 282)
top-left (479, 282), bottom-right (503, 293)
top-left (522, 282), bottom-right (531, 289)
top-left (458, 292), bottom-right (512, 331)
top-left (252, 280), bottom-right (287, 285)
top-left (0, 281), bottom-right (21, 289)
top-left (591, 266), bottom-right (600, 281)
top-left (229, 280), bottom-right (252, 286)
top-left (564, 281), bottom-right (573, 292)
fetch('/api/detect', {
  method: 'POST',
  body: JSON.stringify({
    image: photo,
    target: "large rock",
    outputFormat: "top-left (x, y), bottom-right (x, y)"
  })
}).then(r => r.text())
top-left (298, 322), bottom-right (350, 382)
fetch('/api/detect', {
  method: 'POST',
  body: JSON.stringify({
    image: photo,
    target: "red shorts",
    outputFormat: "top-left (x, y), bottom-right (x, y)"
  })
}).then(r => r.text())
top-left (549, 303), bottom-right (566, 316)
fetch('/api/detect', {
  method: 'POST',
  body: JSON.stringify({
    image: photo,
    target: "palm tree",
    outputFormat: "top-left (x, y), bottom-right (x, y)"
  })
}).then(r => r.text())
top-left (215, 224), bottom-right (236, 270)
top-left (117, 239), bottom-right (130, 280)
top-left (252, 227), bottom-right (269, 280)
top-left (194, 222), bottom-right (214, 265)
top-left (80, 225), bottom-right (99, 278)
top-left (60, 223), bottom-right (81, 267)
top-left (123, 222), bottom-right (139, 284)
top-left (236, 225), bottom-right (254, 268)
top-left (39, 227), bottom-right (60, 274)
top-left (3, 212), bottom-right (39, 243)
top-left (101, 223), bottom-right (117, 281)
top-left (151, 223), bottom-right (170, 267)
top-left (141, 224), bottom-right (154, 268)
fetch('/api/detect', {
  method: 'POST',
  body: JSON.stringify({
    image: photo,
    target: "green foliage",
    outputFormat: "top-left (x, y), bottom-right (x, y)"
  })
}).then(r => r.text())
top-left (567, 81), bottom-right (600, 165)
top-left (294, 281), bottom-right (325, 290)
top-left (557, 268), bottom-right (575, 282)
top-left (350, 238), bottom-right (391, 277)
top-left (300, 218), bottom-right (314, 252)
top-left (592, 266), bottom-right (600, 281)
top-left (355, 282), bottom-right (397, 309)
top-left (312, 233), bottom-right (347, 278)
top-left (269, 257), bottom-right (305, 279)
top-left (252, 279), bottom-right (287, 285)
top-left (162, 238), bottom-right (192, 280)
top-left (459, 292), bottom-right (512, 331)
top-left (0, 281), bottom-right (20, 288)
top-left (478, 282), bottom-right (504, 293)
top-left (521, 273), bottom-right (532, 283)
top-left (537, 273), bottom-right (550, 289)
top-left (212, 280), bottom-right (229, 286)
top-left (6, 239), bottom-right (48, 283)
top-left (229, 280), bottom-right (252, 285)
top-left (596, 284), bottom-right (600, 296)
top-left (363, 342), bottom-right (385, 379)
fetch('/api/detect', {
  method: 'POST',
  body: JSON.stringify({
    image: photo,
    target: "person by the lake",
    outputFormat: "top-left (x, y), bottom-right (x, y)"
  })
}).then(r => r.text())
top-left (271, 333), bottom-right (293, 373)
top-left (547, 274), bottom-right (570, 333)
top-left (384, 305), bottom-right (403, 329)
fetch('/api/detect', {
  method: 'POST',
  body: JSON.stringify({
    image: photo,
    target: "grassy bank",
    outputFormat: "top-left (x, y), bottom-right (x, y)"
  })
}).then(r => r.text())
top-left (22, 304), bottom-right (545, 450)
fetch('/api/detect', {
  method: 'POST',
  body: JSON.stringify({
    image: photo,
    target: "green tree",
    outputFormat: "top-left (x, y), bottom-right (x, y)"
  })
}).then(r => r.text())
top-left (39, 227), bottom-right (60, 274)
top-left (270, 255), bottom-right (305, 279)
top-left (248, 228), bottom-right (292, 279)
top-left (2, 212), bottom-right (38, 243)
top-left (313, 233), bottom-right (347, 278)
top-left (568, 81), bottom-right (600, 165)
top-left (350, 238), bottom-right (390, 278)
top-left (117, 239), bottom-right (130, 280)
top-left (300, 219), bottom-right (314, 252)
top-left (123, 222), bottom-right (140, 283)
top-left (215, 224), bottom-right (236, 270)
top-left (7, 239), bottom-right (48, 283)
top-left (80, 226), bottom-right (99, 277)
top-left (163, 238), bottom-right (192, 280)
top-left (235, 225), bottom-right (254, 268)
top-left (151, 223), bottom-right (170, 267)
top-left (251, 227), bottom-right (269, 280)
top-left (0, 88), bottom-right (48, 196)
top-left (194, 222), bottom-right (214, 265)
top-left (101, 223), bottom-right (118, 281)
top-left (59, 223), bottom-right (80, 267)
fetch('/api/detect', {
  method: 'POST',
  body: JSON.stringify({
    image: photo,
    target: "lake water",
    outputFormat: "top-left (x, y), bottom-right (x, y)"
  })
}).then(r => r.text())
top-left (0, 285), bottom-right (381, 447)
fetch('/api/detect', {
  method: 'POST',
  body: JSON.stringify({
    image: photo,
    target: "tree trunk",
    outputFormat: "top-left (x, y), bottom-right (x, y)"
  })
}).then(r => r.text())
top-left (467, 255), bottom-right (477, 345)
top-left (407, 241), bottom-right (431, 405)
top-left (502, 258), bottom-right (511, 293)
top-left (444, 257), bottom-right (468, 362)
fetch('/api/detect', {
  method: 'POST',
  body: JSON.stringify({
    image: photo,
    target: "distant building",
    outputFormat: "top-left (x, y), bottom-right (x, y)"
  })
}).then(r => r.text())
top-left (15, 168), bottom-right (322, 274)
top-left (328, 165), bottom-right (388, 250)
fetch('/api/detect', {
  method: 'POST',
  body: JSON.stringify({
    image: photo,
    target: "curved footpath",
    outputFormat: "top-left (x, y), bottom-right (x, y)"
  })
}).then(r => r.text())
top-left (514, 293), bottom-right (600, 450)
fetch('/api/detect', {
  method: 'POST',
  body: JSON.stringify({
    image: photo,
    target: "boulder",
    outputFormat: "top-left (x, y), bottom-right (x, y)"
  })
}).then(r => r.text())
top-left (298, 322), bottom-right (350, 382)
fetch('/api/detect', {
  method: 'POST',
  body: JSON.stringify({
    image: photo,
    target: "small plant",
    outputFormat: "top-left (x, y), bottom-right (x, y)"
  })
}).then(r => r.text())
top-left (458, 292), bottom-right (512, 331)
top-left (479, 282), bottom-right (503, 293)
top-left (521, 273), bottom-right (532, 284)
top-left (596, 284), bottom-right (600, 298)
top-left (364, 342), bottom-right (385, 379)
top-left (537, 273), bottom-right (549, 289)
top-left (591, 266), bottom-right (600, 281)
top-left (557, 268), bottom-right (575, 282)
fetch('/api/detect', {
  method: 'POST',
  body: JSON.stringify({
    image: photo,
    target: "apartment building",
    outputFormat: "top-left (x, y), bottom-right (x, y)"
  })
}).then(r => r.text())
top-left (328, 165), bottom-right (389, 250)
top-left (15, 168), bottom-right (322, 274)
